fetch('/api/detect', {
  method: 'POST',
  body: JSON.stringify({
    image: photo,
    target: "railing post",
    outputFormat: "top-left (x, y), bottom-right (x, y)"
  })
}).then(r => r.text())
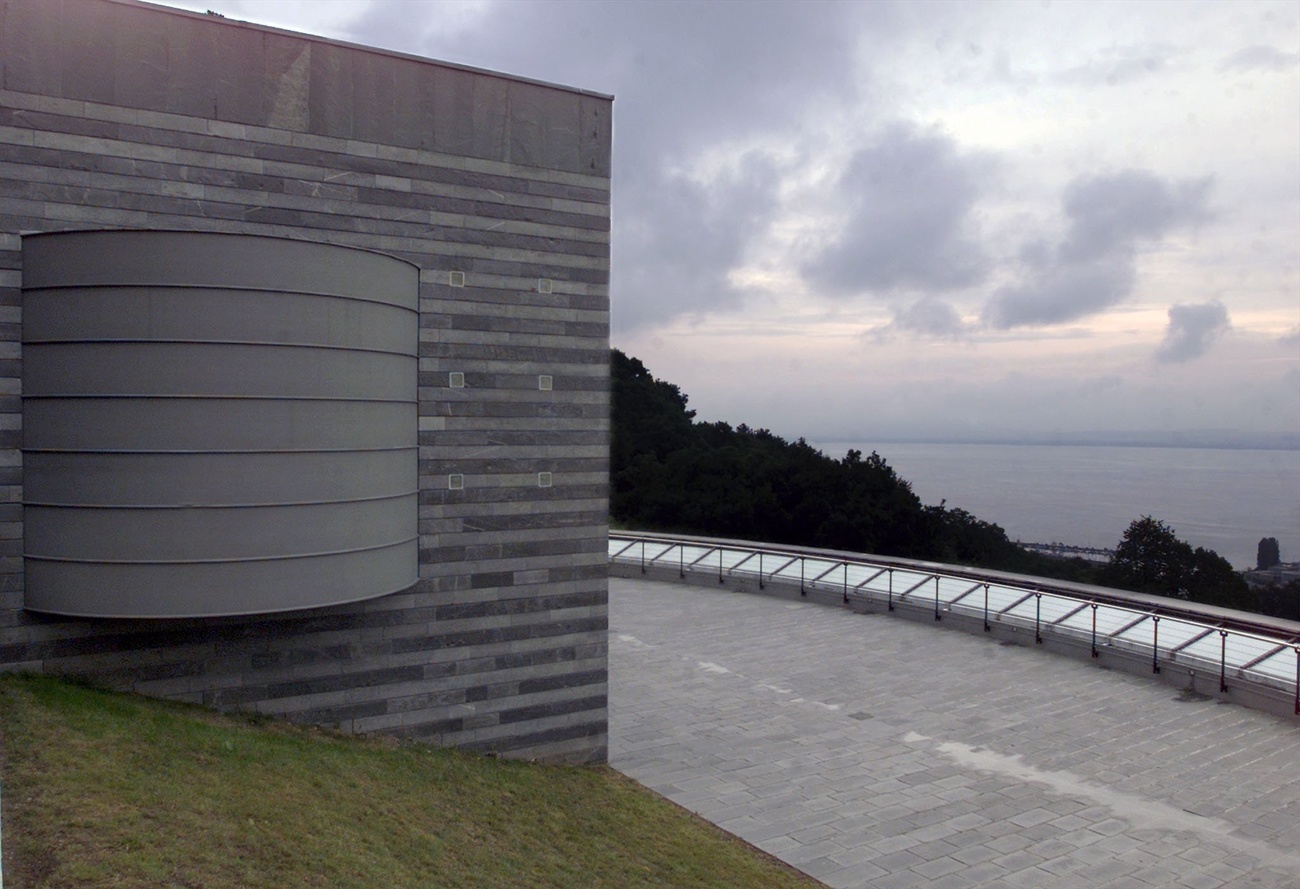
top-left (1090, 603), bottom-right (1099, 658)
top-left (1220, 630), bottom-right (1229, 692)
top-left (1152, 616), bottom-right (1161, 674)
top-left (843, 563), bottom-right (849, 604)
top-left (800, 557), bottom-right (806, 597)
top-left (983, 583), bottom-right (990, 632)
top-left (640, 539), bottom-right (646, 574)
top-left (888, 569), bottom-right (894, 612)
top-left (718, 548), bottom-right (724, 584)
top-left (1034, 593), bottom-right (1042, 644)
top-left (758, 551), bottom-right (764, 589)
top-left (1294, 647), bottom-right (1299, 715)
top-left (679, 545), bottom-right (684, 578)
top-left (934, 576), bottom-right (941, 621)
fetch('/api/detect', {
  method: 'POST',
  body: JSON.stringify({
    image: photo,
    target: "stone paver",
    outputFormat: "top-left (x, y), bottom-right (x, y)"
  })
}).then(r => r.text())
top-left (608, 577), bottom-right (1300, 889)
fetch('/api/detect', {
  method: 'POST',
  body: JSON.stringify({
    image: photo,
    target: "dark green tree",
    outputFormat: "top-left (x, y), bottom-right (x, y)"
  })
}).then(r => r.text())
top-left (1257, 537), bottom-right (1281, 570)
top-left (925, 504), bottom-right (1025, 568)
top-left (1257, 578), bottom-right (1300, 622)
top-left (610, 350), bottom-right (695, 465)
top-left (1100, 516), bottom-right (1193, 597)
top-left (608, 349), bottom-right (933, 558)
top-left (1187, 546), bottom-right (1257, 611)
top-left (1099, 516), bottom-right (1254, 611)
top-left (610, 350), bottom-right (697, 522)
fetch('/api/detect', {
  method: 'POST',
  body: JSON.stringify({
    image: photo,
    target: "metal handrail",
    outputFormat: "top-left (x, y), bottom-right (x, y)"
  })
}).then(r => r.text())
top-left (609, 531), bottom-right (1300, 715)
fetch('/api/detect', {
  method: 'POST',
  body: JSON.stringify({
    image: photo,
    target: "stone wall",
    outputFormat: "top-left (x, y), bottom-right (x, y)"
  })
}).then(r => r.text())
top-left (0, 0), bottom-right (611, 763)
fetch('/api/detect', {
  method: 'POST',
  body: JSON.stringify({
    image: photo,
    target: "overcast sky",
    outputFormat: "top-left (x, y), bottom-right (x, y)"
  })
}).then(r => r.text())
top-left (168, 0), bottom-right (1300, 447)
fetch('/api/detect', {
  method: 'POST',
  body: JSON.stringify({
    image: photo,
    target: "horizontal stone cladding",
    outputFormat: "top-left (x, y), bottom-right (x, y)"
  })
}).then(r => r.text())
top-left (0, 0), bottom-right (610, 763)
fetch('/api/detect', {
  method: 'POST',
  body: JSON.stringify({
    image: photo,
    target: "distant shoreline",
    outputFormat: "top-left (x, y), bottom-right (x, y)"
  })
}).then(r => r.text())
top-left (814, 438), bottom-right (1300, 453)
top-left (804, 440), bottom-right (1297, 571)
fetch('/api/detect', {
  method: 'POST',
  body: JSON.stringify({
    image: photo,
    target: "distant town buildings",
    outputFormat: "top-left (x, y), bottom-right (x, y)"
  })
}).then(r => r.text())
top-left (1244, 563), bottom-right (1300, 589)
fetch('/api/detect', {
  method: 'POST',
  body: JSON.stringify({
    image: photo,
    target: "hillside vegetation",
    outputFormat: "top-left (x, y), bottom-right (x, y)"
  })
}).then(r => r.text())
top-left (610, 349), bottom-right (1259, 613)
top-left (0, 674), bottom-right (822, 889)
top-left (612, 349), bottom-right (1099, 581)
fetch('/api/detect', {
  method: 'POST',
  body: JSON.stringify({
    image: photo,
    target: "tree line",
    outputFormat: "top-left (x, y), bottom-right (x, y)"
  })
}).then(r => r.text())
top-left (610, 349), bottom-right (1277, 617)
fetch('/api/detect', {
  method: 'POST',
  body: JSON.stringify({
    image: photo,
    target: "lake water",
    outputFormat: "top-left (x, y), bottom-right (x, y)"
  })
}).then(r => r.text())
top-left (815, 442), bottom-right (1300, 571)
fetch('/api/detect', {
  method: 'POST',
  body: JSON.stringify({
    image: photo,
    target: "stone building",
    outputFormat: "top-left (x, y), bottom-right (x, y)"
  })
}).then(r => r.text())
top-left (0, 0), bottom-right (611, 763)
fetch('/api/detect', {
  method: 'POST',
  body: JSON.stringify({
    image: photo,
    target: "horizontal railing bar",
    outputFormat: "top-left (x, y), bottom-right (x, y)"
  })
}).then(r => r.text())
top-left (1052, 601), bottom-right (1091, 625)
top-left (607, 533), bottom-right (1300, 698)
top-left (1170, 626), bottom-right (1218, 654)
top-left (687, 547), bottom-right (719, 567)
top-left (899, 576), bottom-right (933, 599)
top-left (647, 545), bottom-right (679, 564)
top-left (810, 562), bottom-right (845, 584)
top-left (998, 591), bottom-right (1037, 615)
top-left (611, 531), bottom-right (1297, 642)
top-left (1241, 643), bottom-right (1290, 672)
top-left (766, 555), bottom-right (800, 577)
top-left (1110, 613), bottom-right (1152, 640)
top-left (949, 581), bottom-right (984, 607)
top-left (854, 567), bottom-right (888, 591)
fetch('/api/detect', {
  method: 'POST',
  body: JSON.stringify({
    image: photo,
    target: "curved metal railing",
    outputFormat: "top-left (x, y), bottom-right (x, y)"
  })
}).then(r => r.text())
top-left (609, 531), bottom-right (1300, 715)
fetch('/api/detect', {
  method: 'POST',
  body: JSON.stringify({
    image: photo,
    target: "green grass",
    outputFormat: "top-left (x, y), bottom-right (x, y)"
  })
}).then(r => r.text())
top-left (0, 673), bottom-right (822, 888)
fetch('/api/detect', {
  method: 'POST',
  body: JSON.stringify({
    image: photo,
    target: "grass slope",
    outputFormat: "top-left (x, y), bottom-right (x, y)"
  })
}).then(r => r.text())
top-left (0, 674), bottom-right (822, 889)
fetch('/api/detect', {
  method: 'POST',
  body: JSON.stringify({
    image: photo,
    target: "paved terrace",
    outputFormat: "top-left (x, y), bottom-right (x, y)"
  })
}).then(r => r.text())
top-left (608, 577), bottom-right (1300, 889)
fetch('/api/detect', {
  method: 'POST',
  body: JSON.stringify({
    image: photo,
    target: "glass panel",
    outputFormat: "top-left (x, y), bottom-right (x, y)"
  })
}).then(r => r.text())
top-left (1155, 618), bottom-right (1205, 650)
top-left (1249, 648), bottom-right (1295, 683)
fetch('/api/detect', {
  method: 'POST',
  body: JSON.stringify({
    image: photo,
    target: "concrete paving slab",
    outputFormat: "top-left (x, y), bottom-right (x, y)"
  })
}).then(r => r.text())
top-left (608, 577), bottom-right (1300, 889)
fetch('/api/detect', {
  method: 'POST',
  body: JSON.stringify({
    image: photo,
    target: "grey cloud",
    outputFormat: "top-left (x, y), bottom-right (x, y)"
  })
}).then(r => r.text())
top-left (1278, 326), bottom-right (1300, 349)
top-left (1058, 171), bottom-right (1210, 262)
top-left (891, 298), bottom-right (967, 338)
top-left (984, 258), bottom-right (1134, 328)
top-left (1055, 44), bottom-right (1176, 87)
top-left (614, 151), bottom-right (783, 331)
top-left (987, 48), bottom-right (1039, 91)
top-left (345, 0), bottom-right (882, 333)
top-left (803, 125), bottom-right (991, 297)
top-left (1156, 300), bottom-right (1230, 363)
top-left (1082, 374), bottom-right (1124, 393)
top-left (350, 0), bottom-right (874, 156)
top-left (984, 170), bottom-right (1212, 328)
top-left (1219, 45), bottom-right (1300, 73)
